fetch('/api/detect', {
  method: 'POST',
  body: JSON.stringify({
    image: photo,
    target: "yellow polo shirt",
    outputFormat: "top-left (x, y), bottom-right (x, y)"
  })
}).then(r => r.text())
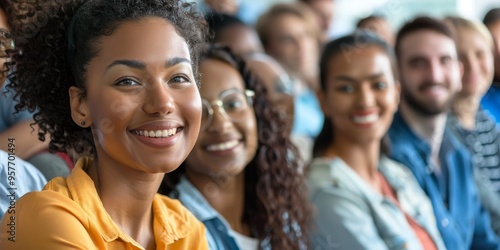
top-left (0, 157), bottom-right (208, 249)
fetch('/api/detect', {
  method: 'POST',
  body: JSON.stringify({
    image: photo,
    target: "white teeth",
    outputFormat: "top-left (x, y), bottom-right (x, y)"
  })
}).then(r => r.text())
top-left (206, 140), bottom-right (239, 151)
top-left (134, 128), bottom-right (177, 138)
top-left (352, 114), bottom-right (379, 124)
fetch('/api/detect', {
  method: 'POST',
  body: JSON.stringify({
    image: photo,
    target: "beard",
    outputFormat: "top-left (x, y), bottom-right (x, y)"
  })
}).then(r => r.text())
top-left (401, 83), bottom-right (456, 116)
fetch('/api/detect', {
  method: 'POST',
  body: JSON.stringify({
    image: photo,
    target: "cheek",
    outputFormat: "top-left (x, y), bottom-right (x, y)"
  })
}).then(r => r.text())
top-left (179, 88), bottom-right (202, 135)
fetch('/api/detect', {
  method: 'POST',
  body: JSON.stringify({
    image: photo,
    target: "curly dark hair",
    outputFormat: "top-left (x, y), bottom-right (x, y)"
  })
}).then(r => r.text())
top-left (159, 45), bottom-right (311, 249)
top-left (4, 0), bottom-right (206, 155)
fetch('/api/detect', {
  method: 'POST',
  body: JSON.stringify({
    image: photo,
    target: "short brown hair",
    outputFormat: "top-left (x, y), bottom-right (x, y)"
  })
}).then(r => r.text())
top-left (395, 16), bottom-right (454, 60)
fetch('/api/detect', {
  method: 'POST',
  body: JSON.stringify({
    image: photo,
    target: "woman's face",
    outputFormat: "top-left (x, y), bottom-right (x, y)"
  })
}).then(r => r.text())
top-left (456, 27), bottom-right (494, 99)
top-left (184, 59), bottom-right (258, 181)
top-left (319, 46), bottom-right (399, 145)
top-left (70, 17), bottom-right (201, 174)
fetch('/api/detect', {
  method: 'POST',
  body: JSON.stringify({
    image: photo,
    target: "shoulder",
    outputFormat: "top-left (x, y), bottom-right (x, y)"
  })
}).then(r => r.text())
top-left (154, 194), bottom-right (208, 248)
top-left (155, 194), bottom-right (206, 232)
top-left (0, 190), bottom-right (94, 249)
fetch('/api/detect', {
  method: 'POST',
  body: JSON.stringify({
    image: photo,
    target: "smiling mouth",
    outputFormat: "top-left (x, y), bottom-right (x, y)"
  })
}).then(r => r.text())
top-left (352, 113), bottom-right (379, 124)
top-left (132, 128), bottom-right (179, 138)
top-left (206, 139), bottom-right (240, 152)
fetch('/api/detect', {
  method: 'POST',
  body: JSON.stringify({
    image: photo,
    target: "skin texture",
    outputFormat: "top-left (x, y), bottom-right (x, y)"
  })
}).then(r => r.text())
top-left (398, 30), bottom-right (462, 117)
top-left (184, 58), bottom-right (258, 236)
top-left (69, 17), bottom-right (201, 249)
top-left (486, 21), bottom-right (500, 82)
top-left (246, 54), bottom-right (294, 135)
top-left (264, 13), bottom-right (319, 88)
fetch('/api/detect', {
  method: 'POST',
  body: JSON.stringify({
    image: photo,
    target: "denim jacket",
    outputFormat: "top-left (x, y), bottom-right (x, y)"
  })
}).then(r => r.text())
top-left (308, 156), bottom-right (446, 250)
top-left (388, 112), bottom-right (500, 250)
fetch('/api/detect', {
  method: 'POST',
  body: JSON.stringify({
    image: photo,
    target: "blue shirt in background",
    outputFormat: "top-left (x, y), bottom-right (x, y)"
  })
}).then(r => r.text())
top-left (0, 82), bottom-right (33, 132)
top-left (388, 112), bottom-right (500, 250)
top-left (481, 85), bottom-right (500, 125)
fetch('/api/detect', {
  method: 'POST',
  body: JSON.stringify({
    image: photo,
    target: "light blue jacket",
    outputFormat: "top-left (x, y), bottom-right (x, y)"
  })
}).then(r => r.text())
top-left (308, 156), bottom-right (446, 250)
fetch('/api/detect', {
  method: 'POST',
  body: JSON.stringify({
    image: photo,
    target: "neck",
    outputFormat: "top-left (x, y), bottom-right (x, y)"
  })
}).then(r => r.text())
top-left (186, 170), bottom-right (249, 236)
top-left (88, 158), bottom-right (163, 248)
top-left (452, 95), bottom-right (480, 130)
top-left (400, 101), bottom-right (446, 150)
top-left (325, 137), bottom-right (381, 191)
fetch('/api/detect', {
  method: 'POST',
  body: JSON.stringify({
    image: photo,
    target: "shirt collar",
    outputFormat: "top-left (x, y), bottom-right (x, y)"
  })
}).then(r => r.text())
top-left (175, 177), bottom-right (224, 222)
top-left (67, 157), bottom-right (192, 246)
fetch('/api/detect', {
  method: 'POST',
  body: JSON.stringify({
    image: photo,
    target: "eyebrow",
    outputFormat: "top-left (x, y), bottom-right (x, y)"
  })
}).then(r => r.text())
top-left (335, 73), bottom-right (385, 83)
top-left (105, 57), bottom-right (191, 72)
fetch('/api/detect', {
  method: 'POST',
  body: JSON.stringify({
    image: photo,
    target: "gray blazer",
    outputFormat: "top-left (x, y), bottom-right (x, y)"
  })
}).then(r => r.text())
top-left (308, 156), bottom-right (446, 250)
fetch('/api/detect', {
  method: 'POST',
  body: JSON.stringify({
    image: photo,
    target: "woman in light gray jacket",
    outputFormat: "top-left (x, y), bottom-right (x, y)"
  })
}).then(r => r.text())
top-left (308, 31), bottom-right (446, 250)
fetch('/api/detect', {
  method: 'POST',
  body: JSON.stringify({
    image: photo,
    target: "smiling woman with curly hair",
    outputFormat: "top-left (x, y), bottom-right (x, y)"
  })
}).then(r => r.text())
top-left (160, 45), bottom-right (311, 249)
top-left (0, 0), bottom-right (209, 249)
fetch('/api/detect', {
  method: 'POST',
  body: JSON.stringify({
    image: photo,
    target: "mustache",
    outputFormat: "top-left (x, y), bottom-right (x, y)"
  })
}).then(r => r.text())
top-left (418, 82), bottom-right (444, 91)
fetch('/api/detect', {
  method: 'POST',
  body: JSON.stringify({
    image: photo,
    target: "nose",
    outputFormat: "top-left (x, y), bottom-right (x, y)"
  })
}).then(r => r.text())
top-left (357, 83), bottom-right (376, 108)
top-left (205, 103), bottom-right (232, 132)
top-left (428, 61), bottom-right (445, 83)
top-left (142, 82), bottom-right (175, 115)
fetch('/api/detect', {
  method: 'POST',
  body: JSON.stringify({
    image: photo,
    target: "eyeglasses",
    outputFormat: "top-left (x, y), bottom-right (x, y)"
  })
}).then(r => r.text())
top-left (201, 88), bottom-right (255, 131)
top-left (0, 29), bottom-right (15, 57)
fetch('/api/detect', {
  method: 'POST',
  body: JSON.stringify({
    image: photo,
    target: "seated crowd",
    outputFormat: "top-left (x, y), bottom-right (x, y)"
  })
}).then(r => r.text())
top-left (0, 0), bottom-right (500, 249)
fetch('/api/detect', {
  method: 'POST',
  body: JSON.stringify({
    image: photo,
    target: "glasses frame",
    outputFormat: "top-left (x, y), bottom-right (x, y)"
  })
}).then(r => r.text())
top-left (201, 89), bottom-right (255, 131)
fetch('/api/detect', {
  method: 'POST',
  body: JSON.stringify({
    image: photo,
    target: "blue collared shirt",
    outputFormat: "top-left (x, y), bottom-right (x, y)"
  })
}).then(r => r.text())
top-left (388, 112), bottom-right (500, 250)
top-left (481, 85), bottom-right (500, 124)
top-left (174, 177), bottom-right (242, 250)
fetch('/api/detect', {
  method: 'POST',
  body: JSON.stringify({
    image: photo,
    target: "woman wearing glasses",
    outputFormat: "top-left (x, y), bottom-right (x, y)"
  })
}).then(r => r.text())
top-left (160, 46), bottom-right (311, 249)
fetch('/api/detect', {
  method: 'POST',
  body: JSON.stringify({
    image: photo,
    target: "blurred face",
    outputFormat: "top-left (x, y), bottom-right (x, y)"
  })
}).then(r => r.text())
top-left (455, 27), bottom-right (494, 99)
top-left (319, 46), bottom-right (399, 144)
top-left (307, 0), bottom-right (334, 32)
top-left (216, 25), bottom-right (263, 56)
top-left (70, 18), bottom-right (201, 174)
top-left (487, 21), bottom-right (500, 80)
top-left (246, 55), bottom-right (294, 134)
top-left (184, 59), bottom-right (257, 180)
top-left (0, 8), bottom-right (11, 86)
top-left (265, 13), bottom-right (319, 80)
top-left (359, 18), bottom-right (394, 46)
top-left (398, 30), bottom-right (462, 116)
top-left (205, 0), bottom-right (239, 14)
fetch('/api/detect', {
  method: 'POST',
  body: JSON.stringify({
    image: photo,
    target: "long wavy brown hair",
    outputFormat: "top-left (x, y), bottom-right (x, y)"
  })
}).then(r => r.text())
top-left (160, 45), bottom-right (311, 249)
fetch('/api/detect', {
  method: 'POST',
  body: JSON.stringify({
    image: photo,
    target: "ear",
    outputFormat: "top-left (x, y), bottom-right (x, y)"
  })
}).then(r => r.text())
top-left (69, 86), bottom-right (91, 127)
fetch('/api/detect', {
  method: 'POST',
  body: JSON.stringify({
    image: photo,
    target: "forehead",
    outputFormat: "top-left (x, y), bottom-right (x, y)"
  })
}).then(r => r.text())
top-left (399, 30), bottom-right (457, 61)
top-left (328, 46), bottom-right (393, 77)
top-left (95, 17), bottom-right (190, 62)
top-left (199, 59), bottom-right (245, 97)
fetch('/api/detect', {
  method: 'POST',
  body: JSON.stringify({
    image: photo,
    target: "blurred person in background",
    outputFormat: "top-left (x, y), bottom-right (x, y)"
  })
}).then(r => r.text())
top-left (357, 15), bottom-right (394, 46)
top-left (309, 31), bottom-right (445, 250)
top-left (482, 8), bottom-right (500, 123)
top-left (388, 16), bottom-right (500, 249)
top-left (256, 2), bottom-right (324, 163)
top-left (444, 16), bottom-right (500, 236)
